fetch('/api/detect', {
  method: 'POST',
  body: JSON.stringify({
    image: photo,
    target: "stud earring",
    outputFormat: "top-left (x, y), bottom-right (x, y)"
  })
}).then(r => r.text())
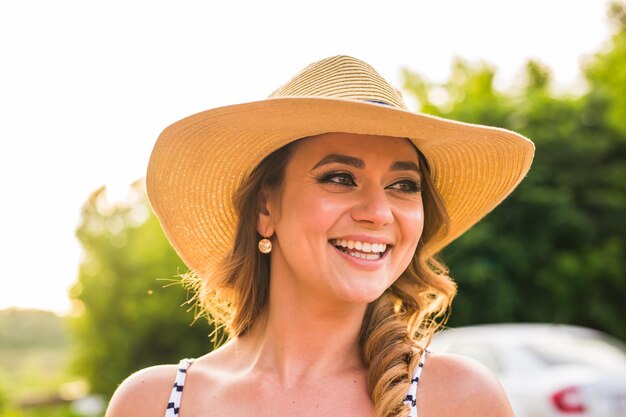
top-left (258, 237), bottom-right (272, 254)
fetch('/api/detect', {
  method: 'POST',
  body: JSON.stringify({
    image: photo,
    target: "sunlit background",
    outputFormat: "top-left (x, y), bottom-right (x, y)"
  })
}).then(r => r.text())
top-left (0, 0), bottom-right (612, 313)
top-left (2, 1), bottom-right (625, 416)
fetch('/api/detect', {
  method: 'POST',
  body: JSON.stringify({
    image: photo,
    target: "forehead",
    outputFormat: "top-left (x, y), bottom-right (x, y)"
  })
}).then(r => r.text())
top-left (291, 132), bottom-right (419, 164)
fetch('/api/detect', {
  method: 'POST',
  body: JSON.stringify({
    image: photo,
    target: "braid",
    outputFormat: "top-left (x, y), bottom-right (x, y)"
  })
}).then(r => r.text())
top-left (362, 293), bottom-right (413, 417)
top-left (361, 253), bottom-right (456, 417)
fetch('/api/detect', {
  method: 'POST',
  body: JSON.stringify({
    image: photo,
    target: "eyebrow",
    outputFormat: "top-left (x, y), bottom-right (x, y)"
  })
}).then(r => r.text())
top-left (312, 153), bottom-right (420, 174)
top-left (312, 154), bottom-right (364, 169)
top-left (389, 160), bottom-right (420, 173)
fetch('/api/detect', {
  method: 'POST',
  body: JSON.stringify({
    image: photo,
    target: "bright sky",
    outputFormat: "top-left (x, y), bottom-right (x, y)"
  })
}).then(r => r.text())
top-left (0, 0), bottom-right (613, 314)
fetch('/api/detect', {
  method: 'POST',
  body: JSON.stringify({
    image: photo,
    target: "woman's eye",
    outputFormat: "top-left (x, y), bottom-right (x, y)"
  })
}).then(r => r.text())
top-left (388, 180), bottom-right (421, 193)
top-left (318, 172), bottom-right (356, 186)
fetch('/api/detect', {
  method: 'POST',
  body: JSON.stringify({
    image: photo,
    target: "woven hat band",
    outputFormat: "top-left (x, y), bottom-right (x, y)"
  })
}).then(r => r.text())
top-left (269, 55), bottom-right (408, 110)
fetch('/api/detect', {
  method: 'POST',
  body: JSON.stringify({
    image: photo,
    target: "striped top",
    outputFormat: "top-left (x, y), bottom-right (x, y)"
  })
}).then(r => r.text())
top-left (403, 350), bottom-right (428, 417)
top-left (165, 351), bottom-right (428, 416)
top-left (164, 358), bottom-right (193, 417)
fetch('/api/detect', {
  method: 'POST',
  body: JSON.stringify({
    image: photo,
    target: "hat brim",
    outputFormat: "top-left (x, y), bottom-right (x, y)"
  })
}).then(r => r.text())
top-left (146, 97), bottom-right (534, 279)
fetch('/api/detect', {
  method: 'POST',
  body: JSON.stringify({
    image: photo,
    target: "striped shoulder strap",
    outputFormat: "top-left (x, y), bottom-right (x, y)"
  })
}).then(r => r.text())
top-left (165, 358), bottom-right (194, 417)
top-left (403, 350), bottom-right (428, 417)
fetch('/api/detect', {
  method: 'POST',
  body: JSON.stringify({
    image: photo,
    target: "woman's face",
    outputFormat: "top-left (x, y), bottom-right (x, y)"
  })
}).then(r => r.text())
top-left (260, 132), bottom-right (424, 304)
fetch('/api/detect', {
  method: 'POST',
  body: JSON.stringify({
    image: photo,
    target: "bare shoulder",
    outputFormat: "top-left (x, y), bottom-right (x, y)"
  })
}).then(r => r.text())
top-left (417, 352), bottom-right (514, 417)
top-left (105, 364), bottom-right (178, 417)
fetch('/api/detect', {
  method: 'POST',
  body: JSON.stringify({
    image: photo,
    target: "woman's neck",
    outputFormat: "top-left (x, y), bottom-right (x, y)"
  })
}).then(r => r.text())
top-left (230, 283), bottom-right (368, 386)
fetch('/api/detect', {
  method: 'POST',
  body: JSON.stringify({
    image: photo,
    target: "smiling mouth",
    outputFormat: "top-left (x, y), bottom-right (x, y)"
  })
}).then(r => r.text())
top-left (330, 239), bottom-right (391, 260)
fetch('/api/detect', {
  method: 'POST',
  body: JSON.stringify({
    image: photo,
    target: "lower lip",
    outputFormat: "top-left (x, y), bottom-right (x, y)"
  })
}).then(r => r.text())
top-left (330, 243), bottom-right (388, 270)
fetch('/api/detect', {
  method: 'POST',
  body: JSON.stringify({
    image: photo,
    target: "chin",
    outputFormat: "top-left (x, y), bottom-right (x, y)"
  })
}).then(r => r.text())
top-left (336, 284), bottom-right (389, 305)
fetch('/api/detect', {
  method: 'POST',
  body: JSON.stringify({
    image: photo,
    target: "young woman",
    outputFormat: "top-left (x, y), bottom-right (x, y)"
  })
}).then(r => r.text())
top-left (105, 55), bottom-right (534, 417)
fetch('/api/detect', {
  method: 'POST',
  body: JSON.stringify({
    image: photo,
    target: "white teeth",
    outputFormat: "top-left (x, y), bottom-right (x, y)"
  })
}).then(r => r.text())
top-left (332, 239), bottom-right (388, 254)
top-left (344, 250), bottom-right (382, 260)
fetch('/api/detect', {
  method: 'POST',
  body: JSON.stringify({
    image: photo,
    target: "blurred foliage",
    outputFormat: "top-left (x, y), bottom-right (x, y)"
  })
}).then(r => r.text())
top-left (402, 2), bottom-right (626, 340)
top-left (70, 180), bottom-right (215, 397)
top-left (1, 403), bottom-right (85, 417)
top-left (1, 346), bottom-right (71, 402)
top-left (0, 309), bottom-right (78, 414)
top-left (0, 310), bottom-right (67, 350)
top-left (0, 375), bottom-right (8, 414)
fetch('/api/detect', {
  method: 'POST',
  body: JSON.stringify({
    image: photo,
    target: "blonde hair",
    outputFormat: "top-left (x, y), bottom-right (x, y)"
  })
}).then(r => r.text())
top-left (185, 138), bottom-right (456, 417)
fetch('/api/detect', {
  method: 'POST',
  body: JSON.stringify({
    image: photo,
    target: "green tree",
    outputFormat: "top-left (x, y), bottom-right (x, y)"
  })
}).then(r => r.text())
top-left (71, 180), bottom-right (215, 397)
top-left (402, 2), bottom-right (626, 340)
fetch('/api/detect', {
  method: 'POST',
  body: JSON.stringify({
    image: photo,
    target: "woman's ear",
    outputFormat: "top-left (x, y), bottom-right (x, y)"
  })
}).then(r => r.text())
top-left (256, 188), bottom-right (275, 238)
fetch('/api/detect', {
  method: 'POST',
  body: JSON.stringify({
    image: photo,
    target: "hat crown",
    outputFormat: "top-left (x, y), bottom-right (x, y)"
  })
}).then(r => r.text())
top-left (269, 55), bottom-right (408, 110)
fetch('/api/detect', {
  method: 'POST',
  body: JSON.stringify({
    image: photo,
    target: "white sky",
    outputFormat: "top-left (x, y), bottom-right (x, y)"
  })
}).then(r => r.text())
top-left (0, 0), bottom-right (613, 314)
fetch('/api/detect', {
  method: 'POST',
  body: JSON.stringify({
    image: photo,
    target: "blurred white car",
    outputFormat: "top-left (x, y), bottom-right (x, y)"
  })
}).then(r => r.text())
top-left (430, 323), bottom-right (626, 417)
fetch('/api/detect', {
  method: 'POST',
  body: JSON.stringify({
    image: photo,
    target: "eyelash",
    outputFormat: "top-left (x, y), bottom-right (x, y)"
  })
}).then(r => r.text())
top-left (315, 170), bottom-right (422, 194)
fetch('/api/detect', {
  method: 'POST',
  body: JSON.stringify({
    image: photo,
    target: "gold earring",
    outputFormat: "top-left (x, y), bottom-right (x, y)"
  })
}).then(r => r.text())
top-left (258, 237), bottom-right (272, 254)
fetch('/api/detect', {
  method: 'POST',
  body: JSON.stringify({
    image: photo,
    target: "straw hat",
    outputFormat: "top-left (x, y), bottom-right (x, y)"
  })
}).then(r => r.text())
top-left (146, 55), bottom-right (534, 279)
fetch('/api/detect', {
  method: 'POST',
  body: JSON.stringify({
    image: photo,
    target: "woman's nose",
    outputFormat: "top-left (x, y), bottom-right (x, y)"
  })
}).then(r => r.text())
top-left (350, 186), bottom-right (394, 227)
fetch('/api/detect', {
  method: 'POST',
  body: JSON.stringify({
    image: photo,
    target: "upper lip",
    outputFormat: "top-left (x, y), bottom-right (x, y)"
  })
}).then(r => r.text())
top-left (330, 235), bottom-right (394, 245)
